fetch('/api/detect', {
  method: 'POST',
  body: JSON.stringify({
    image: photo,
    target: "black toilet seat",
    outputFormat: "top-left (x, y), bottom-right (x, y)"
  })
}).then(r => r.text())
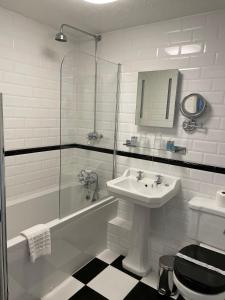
top-left (174, 245), bottom-right (225, 295)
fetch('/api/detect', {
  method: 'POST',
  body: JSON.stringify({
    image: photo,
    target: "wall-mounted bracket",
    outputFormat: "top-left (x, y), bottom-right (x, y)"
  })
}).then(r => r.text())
top-left (182, 119), bottom-right (204, 133)
top-left (168, 145), bottom-right (187, 154)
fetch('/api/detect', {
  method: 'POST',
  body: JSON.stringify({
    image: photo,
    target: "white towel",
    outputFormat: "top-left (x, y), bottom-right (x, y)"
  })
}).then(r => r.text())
top-left (21, 224), bottom-right (51, 263)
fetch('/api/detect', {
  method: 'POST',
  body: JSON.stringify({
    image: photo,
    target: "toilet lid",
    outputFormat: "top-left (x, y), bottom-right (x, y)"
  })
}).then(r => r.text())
top-left (174, 244), bottom-right (225, 295)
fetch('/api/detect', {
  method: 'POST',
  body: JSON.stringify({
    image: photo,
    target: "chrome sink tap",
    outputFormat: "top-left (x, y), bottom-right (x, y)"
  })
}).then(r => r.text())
top-left (154, 175), bottom-right (162, 185)
top-left (136, 171), bottom-right (144, 182)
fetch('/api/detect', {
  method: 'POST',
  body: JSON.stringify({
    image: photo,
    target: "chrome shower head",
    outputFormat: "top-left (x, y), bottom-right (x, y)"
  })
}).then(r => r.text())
top-left (55, 31), bottom-right (68, 42)
top-left (55, 24), bottom-right (101, 43)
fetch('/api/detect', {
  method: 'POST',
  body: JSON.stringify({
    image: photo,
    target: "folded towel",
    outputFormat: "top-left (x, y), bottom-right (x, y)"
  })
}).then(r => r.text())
top-left (21, 224), bottom-right (51, 263)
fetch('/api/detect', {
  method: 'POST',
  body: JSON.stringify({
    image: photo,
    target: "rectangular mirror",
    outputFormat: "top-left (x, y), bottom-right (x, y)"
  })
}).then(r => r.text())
top-left (135, 69), bottom-right (179, 128)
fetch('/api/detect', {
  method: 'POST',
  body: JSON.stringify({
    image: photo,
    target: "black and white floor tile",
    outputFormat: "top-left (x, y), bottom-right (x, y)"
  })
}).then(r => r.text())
top-left (67, 249), bottom-right (184, 300)
top-left (42, 249), bottom-right (184, 300)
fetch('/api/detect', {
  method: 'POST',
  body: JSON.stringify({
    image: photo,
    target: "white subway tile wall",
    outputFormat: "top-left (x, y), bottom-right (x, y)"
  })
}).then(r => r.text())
top-left (5, 151), bottom-right (60, 201)
top-left (0, 6), bottom-right (77, 150)
top-left (96, 10), bottom-right (225, 264)
top-left (98, 9), bottom-right (225, 167)
top-left (0, 6), bottom-right (77, 204)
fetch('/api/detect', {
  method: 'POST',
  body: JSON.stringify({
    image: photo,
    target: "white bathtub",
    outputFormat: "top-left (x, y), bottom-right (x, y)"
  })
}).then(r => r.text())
top-left (7, 184), bottom-right (109, 240)
top-left (7, 195), bottom-right (117, 300)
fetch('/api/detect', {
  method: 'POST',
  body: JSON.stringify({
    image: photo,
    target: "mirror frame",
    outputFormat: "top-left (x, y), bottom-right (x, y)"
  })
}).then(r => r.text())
top-left (135, 69), bottom-right (179, 128)
top-left (180, 93), bottom-right (207, 119)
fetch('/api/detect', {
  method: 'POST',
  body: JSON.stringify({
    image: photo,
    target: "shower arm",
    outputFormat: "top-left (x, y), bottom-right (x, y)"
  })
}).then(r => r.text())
top-left (59, 24), bottom-right (101, 42)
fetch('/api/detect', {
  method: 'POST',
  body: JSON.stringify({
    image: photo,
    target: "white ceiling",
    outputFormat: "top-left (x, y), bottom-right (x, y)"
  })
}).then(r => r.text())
top-left (1, 0), bottom-right (225, 34)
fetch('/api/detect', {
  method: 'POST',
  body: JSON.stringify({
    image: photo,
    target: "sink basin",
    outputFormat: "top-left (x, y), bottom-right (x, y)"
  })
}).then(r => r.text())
top-left (107, 168), bottom-right (181, 277)
top-left (107, 168), bottom-right (180, 208)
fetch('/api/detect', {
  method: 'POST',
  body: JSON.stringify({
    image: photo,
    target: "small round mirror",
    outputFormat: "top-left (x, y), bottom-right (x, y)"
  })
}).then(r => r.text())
top-left (180, 93), bottom-right (207, 119)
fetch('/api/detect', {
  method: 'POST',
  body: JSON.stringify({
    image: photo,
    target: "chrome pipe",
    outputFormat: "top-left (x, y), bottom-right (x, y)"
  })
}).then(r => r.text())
top-left (0, 93), bottom-right (8, 300)
top-left (93, 38), bottom-right (98, 132)
top-left (58, 56), bottom-right (66, 219)
top-left (59, 24), bottom-right (101, 41)
top-left (112, 64), bottom-right (121, 179)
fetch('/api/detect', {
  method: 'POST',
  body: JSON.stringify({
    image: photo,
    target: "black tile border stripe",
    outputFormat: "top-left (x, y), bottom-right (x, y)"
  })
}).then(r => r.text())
top-left (5, 143), bottom-right (225, 175)
top-left (5, 144), bottom-right (113, 156)
top-left (5, 145), bottom-right (61, 156)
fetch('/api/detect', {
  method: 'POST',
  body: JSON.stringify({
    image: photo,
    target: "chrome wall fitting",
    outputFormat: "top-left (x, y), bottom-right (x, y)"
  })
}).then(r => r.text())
top-left (87, 131), bottom-right (103, 142)
top-left (182, 119), bottom-right (203, 133)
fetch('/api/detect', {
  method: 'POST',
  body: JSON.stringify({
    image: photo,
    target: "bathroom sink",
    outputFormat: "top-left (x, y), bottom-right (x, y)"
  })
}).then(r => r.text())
top-left (107, 168), bottom-right (181, 277)
top-left (107, 168), bottom-right (180, 208)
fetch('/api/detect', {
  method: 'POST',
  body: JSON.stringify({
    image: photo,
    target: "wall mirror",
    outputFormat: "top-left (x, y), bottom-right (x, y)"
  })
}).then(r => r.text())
top-left (135, 69), bottom-right (179, 128)
top-left (180, 93), bottom-right (207, 132)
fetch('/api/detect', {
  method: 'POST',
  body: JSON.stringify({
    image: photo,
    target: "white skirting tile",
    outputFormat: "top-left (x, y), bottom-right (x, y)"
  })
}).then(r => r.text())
top-left (41, 276), bottom-right (84, 300)
top-left (97, 248), bottom-right (120, 264)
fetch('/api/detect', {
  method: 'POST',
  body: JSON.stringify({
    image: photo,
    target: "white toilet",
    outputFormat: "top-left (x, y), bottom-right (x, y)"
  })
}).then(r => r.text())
top-left (173, 197), bottom-right (225, 300)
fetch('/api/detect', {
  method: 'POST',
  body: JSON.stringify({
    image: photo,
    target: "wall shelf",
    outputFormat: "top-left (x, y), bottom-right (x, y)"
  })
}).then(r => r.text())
top-left (123, 142), bottom-right (187, 155)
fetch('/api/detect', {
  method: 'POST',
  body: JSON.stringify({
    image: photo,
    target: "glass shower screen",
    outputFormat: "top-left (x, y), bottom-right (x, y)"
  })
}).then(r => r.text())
top-left (60, 50), bottom-right (119, 218)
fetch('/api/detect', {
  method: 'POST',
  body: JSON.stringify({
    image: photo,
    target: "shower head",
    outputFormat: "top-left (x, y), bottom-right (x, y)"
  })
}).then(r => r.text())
top-left (55, 31), bottom-right (68, 42)
top-left (55, 24), bottom-right (101, 43)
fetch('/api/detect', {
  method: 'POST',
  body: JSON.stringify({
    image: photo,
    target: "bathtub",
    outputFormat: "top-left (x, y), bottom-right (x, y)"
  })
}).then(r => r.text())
top-left (7, 183), bottom-right (109, 240)
top-left (7, 193), bottom-right (117, 300)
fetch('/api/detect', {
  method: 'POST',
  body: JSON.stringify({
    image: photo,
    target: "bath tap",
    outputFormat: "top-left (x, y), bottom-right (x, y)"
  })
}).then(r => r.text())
top-left (136, 171), bottom-right (144, 181)
top-left (154, 175), bottom-right (162, 185)
top-left (78, 169), bottom-right (99, 201)
top-left (78, 169), bottom-right (97, 185)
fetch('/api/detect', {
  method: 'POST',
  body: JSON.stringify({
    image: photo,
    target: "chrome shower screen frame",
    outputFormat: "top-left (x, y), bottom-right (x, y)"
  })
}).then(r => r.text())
top-left (113, 63), bottom-right (121, 179)
top-left (0, 93), bottom-right (8, 300)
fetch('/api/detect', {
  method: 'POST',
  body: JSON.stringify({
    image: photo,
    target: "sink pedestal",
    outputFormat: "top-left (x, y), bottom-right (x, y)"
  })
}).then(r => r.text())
top-left (107, 168), bottom-right (180, 276)
top-left (122, 204), bottom-right (151, 276)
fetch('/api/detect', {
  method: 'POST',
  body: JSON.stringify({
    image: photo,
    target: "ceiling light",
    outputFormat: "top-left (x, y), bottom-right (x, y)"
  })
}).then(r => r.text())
top-left (84, 0), bottom-right (118, 4)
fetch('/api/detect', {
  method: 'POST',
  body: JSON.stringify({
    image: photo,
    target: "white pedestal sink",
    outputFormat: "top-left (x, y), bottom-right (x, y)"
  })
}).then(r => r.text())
top-left (107, 168), bottom-right (180, 276)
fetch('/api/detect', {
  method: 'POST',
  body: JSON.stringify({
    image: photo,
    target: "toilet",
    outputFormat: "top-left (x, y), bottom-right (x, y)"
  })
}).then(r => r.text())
top-left (173, 197), bottom-right (225, 300)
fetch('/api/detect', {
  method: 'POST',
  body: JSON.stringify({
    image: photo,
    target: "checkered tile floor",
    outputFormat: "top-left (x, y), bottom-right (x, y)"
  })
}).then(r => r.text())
top-left (67, 249), bottom-right (184, 300)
